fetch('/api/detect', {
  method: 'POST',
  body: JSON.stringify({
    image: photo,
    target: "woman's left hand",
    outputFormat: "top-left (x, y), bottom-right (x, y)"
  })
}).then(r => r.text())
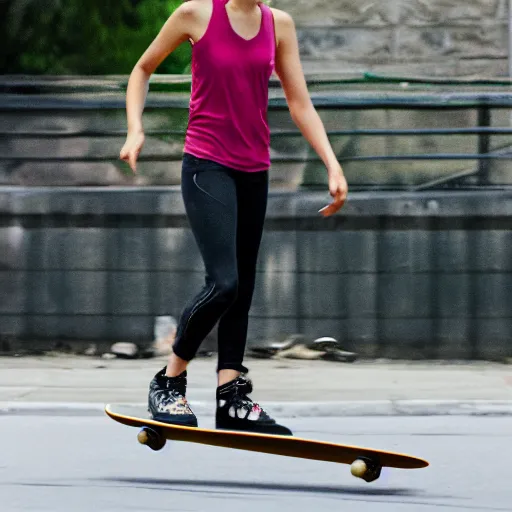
top-left (319, 165), bottom-right (348, 217)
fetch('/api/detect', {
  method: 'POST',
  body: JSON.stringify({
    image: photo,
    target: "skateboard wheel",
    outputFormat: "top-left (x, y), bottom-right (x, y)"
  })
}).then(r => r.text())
top-left (350, 459), bottom-right (367, 478)
top-left (137, 427), bottom-right (166, 451)
top-left (350, 457), bottom-right (382, 483)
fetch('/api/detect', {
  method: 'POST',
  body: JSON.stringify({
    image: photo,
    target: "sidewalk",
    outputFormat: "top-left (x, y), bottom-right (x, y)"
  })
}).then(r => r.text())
top-left (1, 354), bottom-right (512, 417)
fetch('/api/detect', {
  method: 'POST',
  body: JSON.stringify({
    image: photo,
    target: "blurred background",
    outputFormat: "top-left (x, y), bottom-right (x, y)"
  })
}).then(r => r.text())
top-left (0, 0), bottom-right (511, 362)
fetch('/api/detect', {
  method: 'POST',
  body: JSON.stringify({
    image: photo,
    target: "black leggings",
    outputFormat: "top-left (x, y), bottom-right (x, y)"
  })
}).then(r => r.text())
top-left (172, 153), bottom-right (268, 372)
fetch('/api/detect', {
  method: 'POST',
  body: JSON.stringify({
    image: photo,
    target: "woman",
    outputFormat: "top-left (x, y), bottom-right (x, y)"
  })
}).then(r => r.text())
top-left (120, 0), bottom-right (348, 436)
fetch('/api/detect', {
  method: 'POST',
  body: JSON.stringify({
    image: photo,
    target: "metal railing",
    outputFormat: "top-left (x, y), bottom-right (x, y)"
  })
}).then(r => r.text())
top-left (2, 78), bottom-right (512, 190)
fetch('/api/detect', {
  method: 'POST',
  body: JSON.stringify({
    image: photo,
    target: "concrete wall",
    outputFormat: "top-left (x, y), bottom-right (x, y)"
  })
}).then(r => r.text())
top-left (0, 188), bottom-right (510, 360)
top-left (276, 0), bottom-right (510, 76)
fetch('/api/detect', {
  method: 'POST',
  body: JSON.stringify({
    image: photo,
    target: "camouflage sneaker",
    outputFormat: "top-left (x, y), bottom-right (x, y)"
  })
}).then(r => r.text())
top-left (216, 375), bottom-right (292, 436)
top-left (148, 367), bottom-right (198, 427)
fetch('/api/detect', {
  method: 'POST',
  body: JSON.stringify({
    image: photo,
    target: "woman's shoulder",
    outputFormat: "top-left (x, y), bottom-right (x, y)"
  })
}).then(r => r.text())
top-left (269, 6), bottom-right (295, 29)
top-left (172, 0), bottom-right (214, 37)
top-left (176, 0), bottom-right (212, 19)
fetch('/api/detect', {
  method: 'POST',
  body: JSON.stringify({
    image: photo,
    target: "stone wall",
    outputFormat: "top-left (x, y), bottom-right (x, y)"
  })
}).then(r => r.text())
top-left (274, 0), bottom-right (510, 77)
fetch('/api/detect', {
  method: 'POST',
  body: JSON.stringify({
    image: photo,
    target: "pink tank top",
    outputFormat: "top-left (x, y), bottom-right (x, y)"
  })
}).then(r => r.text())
top-left (184, 0), bottom-right (276, 172)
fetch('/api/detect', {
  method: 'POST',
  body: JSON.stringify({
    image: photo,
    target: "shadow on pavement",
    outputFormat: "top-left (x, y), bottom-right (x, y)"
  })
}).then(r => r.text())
top-left (11, 479), bottom-right (509, 510)
top-left (102, 477), bottom-right (420, 497)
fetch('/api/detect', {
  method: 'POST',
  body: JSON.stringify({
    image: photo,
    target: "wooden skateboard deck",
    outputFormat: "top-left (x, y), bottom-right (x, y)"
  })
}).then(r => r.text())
top-left (105, 404), bottom-right (429, 483)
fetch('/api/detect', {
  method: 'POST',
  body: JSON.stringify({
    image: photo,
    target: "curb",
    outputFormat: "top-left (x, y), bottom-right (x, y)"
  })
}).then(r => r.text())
top-left (2, 400), bottom-right (512, 417)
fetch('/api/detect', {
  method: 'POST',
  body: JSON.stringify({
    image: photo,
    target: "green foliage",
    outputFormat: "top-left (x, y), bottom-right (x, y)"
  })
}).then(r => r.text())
top-left (1, 0), bottom-right (191, 75)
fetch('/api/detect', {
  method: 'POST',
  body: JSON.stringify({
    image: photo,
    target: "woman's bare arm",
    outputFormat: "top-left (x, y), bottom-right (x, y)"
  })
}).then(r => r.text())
top-left (121, 2), bottom-right (199, 172)
top-left (272, 8), bottom-right (348, 215)
top-left (125, 3), bottom-right (196, 134)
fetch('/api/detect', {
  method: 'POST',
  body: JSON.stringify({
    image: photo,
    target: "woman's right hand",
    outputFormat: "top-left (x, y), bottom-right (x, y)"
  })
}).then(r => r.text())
top-left (119, 130), bottom-right (145, 174)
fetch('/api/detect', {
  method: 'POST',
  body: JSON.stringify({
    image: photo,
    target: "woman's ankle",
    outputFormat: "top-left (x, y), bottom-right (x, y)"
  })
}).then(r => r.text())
top-left (217, 369), bottom-right (241, 387)
top-left (165, 352), bottom-right (188, 377)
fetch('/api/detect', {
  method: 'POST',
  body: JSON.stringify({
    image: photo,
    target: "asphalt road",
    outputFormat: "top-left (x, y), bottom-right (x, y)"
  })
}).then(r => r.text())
top-left (1, 415), bottom-right (510, 512)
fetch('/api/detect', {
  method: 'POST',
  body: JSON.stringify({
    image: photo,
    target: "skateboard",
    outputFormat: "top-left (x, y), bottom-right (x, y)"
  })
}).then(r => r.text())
top-left (105, 404), bottom-right (429, 483)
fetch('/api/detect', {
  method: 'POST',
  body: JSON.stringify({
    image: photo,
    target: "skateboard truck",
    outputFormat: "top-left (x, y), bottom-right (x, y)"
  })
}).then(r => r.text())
top-left (350, 456), bottom-right (382, 483)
